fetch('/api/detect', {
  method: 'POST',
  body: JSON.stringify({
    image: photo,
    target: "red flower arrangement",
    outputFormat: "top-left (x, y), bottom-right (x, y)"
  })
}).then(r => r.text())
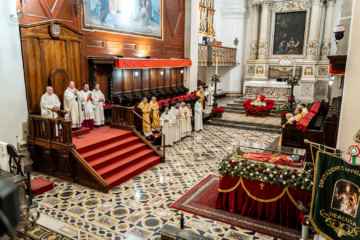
top-left (280, 111), bottom-right (288, 125)
top-left (243, 96), bottom-right (275, 117)
top-left (212, 107), bottom-right (225, 117)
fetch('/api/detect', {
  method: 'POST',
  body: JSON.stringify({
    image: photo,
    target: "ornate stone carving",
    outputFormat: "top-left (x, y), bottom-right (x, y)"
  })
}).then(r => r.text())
top-left (272, 0), bottom-right (311, 11)
top-left (306, 40), bottom-right (319, 59)
top-left (244, 82), bottom-right (290, 99)
top-left (248, 65), bottom-right (255, 74)
top-left (301, 84), bottom-right (313, 97)
top-left (304, 66), bottom-right (314, 75)
top-left (320, 41), bottom-right (331, 58)
top-left (256, 66), bottom-right (264, 74)
top-left (252, 3), bottom-right (260, 9)
top-left (315, 84), bottom-right (327, 95)
top-left (318, 66), bottom-right (328, 76)
top-left (250, 41), bottom-right (258, 59)
top-left (258, 40), bottom-right (269, 59)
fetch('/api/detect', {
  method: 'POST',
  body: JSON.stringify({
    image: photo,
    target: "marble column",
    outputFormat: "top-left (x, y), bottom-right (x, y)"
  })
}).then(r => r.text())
top-left (320, 0), bottom-right (335, 60)
top-left (249, 3), bottom-right (260, 60)
top-left (258, 0), bottom-right (271, 60)
top-left (306, 0), bottom-right (324, 60)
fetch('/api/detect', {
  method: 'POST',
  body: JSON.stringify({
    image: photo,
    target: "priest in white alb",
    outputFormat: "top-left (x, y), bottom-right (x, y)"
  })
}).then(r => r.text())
top-left (169, 103), bottom-right (181, 143)
top-left (92, 84), bottom-right (105, 127)
top-left (195, 97), bottom-right (203, 131)
top-left (80, 83), bottom-right (95, 129)
top-left (64, 81), bottom-right (83, 130)
top-left (179, 102), bottom-right (188, 138)
top-left (40, 86), bottom-right (61, 118)
top-left (160, 107), bottom-right (175, 146)
top-left (186, 103), bottom-right (192, 136)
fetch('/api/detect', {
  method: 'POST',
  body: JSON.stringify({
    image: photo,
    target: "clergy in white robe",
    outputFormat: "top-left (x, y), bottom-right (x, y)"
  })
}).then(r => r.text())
top-left (92, 84), bottom-right (105, 127)
top-left (169, 104), bottom-right (181, 143)
top-left (80, 83), bottom-right (95, 129)
top-left (186, 104), bottom-right (192, 136)
top-left (160, 107), bottom-right (175, 146)
top-left (40, 86), bottom-right (61, 118)
top-left (208, 83), bottom-right (215, 106)
top-left (64, 81), bottom-right (83, 129)
top-left (179, 102), bottom-right (188, 138)
top-left (194, 98), bottom-right (203, 131)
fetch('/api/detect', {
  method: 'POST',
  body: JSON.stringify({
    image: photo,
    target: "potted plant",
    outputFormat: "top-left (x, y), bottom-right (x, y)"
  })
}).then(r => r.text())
top-left (210, 74), bottom-right (221, 83)
top-left (212, 107), bottom-right (225, 118)
top-left (280, 111), bottom-right (288, 126)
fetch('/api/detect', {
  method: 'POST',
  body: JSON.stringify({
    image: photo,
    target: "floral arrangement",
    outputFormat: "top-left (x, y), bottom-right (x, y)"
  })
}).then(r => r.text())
top-left (243, 97), bottom-right (275, 117)
top-left (276, 95), bottom-right (297, 112)
top-left (257, 94), bottom-right (266, 102)
top-left (218, 158), bottom-right (314, 190)
top-left (210, 74), bottom-right (221, 83)
top-left (212, 107), bottom-right (225, 117)
top-left (286, 75), bottom-right (300, 86)
top-left (280, 111), bottom-right (288, 125)
top-left (297, 200), bottom-right (311, 225)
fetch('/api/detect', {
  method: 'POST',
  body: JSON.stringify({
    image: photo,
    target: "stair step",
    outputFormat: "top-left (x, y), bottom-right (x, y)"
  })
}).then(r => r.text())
top-left (97, 149), bottom-right (154, 177)
top-left (76, 132), bottom-right (134, 153)
top-left (87, 143), bottom-right (148, 169)
top-left (105, 156), bottom-right (161, 189)
top-left (80, 136), bottom-right (140, 159)
top-left (72, 128), bottom-right (91, 138)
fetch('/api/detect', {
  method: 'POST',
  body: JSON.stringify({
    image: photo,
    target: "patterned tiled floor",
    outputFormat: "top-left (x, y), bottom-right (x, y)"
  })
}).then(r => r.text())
top-left (32, 125), bottom-right (280, 240)
top-left (220, 112), bottom-right (280, 126)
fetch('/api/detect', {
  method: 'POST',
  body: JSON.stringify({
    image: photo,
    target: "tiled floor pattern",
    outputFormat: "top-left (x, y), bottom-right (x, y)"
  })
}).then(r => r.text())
top-left (219, 112), bottom-right (281, 126)
top-left (32, 125), bottom-right (280, 240)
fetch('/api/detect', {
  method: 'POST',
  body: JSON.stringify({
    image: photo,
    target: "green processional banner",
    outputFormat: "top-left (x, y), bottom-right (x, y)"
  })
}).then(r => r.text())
top-left (311, 150), bottom-right (360, 239)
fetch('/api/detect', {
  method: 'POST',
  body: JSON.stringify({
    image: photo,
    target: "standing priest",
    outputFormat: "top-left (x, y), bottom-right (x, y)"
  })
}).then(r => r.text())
top-left (195, 97), bottom-right (203, 131)
top-left (179, 102), bottom-right (188, 138)
top-left (170, 103), bottom-right (181, 143)
top-left (80, 83), bottom-right (95, 129)
top-left (40, 86), bottom-right (61, 118)
top-left (92, 83), bottom-right (105, 127)
top-left (160, 106), bottom-right (175, 146)
top-left (149, 96), bottom-right (161, 129)
top-left (138, 97), bottom-right (153, 137)
top-left (196, 85), bottom-right (205, 109)
top-left (64, 81), bottom-right (83, 130)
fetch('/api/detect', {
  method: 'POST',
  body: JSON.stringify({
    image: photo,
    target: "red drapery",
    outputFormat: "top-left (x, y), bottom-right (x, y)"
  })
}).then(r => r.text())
top-left (115, 59), bottom-right (192, 69)
top-left (215, 176), bottom-right (310, 229)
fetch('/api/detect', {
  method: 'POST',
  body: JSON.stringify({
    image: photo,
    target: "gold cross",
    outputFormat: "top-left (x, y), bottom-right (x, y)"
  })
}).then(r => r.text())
top-left (260, 183), bottom-right (265, 190)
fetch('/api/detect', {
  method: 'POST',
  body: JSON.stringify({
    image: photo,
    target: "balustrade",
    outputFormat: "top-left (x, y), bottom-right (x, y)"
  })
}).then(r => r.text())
top-left (111, 106), bottom-right (135, 130)
top-left (198, 44), bottom-right (237, 67)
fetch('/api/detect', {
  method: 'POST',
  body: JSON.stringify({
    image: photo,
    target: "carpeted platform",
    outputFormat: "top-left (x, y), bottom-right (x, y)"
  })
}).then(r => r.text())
top-left (73, 126), bottom-right (161, 189)
top-left (171, 175), bottom-right (306, 240)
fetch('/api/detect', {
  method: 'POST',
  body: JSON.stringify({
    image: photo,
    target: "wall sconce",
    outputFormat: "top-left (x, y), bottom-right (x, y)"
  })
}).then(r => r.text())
top-left (334, 24), bottom-right (345, 46)
top-left (329, 75), bottom-right (335, 86)
top-left (180, 69), bottom-right (184, 74)
top-left (160, 70), bottom-right (164, 75)
top-left (135, 71), bottom-right (139, 77)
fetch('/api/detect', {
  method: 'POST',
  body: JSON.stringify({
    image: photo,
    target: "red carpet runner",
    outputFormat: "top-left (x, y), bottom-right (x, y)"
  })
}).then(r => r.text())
top-left (73, 127), bottom-right (161, 190)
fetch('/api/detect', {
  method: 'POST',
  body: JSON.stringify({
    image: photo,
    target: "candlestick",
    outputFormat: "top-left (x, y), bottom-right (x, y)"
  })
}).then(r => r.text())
top-left (293, 58), bottom-right (296, 76)
top-left (216, 56), bottom-right (218, 75)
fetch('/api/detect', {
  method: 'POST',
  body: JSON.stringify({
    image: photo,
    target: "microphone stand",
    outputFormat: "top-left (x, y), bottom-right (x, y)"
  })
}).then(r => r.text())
top-left (76, 93), bottom-right (84, 139)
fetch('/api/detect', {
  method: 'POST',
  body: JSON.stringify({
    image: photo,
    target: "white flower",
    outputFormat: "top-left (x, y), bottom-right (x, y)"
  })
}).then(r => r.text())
top-left (280, 175), bottom-right (283, 178)
top-left (240, 172), bottom-right (243, 175)
top-left (267, 168), bottom-right (270, 172)
top-left (305, 179), bottom-right (308, 182)
top-left (256, 172), bottom-right (259, 175)
top-left (247, 166), bottom-right (250, 169)
top-left (294, 183), bottom-right (296, 186)
top-left (231, 171), bottom-right (234, 174)
top-left (228, 164), bottom-right (230, 167)
top-left (269, 174), bottom-right (273, 178)
top-left (273, 171), bottom-right (278, 174)
top-left (301, 186), bottom-right (304, 189)
top-left (250, 173), bottom-right (253, 176)
top-left (251, 164), bottom-right (254, 167)
top-left (283, 181), bottom-right (286, 184)
top-left (264, 177), bottom-right (268, 180)
top-left (292, 175), bottom-right (295, 179)
top-left (311, 181), bottom-right (313, 185)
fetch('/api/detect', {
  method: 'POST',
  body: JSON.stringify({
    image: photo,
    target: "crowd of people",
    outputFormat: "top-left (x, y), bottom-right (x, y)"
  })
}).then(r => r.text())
top-left (284, 103), bottom-right (308, 124)
top-left (40, 81), bottom-right (106, 130)
top-left (138, 96), bottom-right (204, 147)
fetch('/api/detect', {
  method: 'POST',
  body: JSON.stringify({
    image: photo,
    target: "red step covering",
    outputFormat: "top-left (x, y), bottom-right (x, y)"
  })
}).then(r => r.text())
top-left (73, 126), bottom-right (161, 190)
top-left (72, 127), bottom-right (91, 137)
top-left (31, 178), bottom-right (54, 195)
top-left (115, 58), bottom-right (192, 69)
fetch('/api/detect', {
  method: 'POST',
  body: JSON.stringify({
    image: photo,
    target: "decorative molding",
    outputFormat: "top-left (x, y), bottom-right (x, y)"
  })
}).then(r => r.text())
top-left (304, 66), bottom-right (314, 75)
top-left (320, 41), bottom-right (331, 58)
top-left (272, 0), bottom-right (311, 11)
top-left (318, 65), bottom-right (329, 76)
top-left (249, 41), bottom-right (258, 60)
top-left (258, 40), bottom-right (269, 59)
top-left (248, 65), bottom-right (255, 74)
top-left (256, 66), bottom-right (264, 74)
top-left (306, 40), bottom-right (319, 59)
top-left (301, 84), bottom-right (313, 97)
top-left (315, 83), bottom-right (327, 96)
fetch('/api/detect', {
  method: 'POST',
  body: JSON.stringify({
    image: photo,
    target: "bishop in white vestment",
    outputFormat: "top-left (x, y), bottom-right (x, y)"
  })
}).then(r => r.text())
top-left (179, 102), bottom-right (188, 138)
top-left (40, 86), bottom-right (61, 118)
top-left (194, 99), bottom-right (203, 131)
top-left (160, 107), bottom-right (175, 146)
top-left (80, 84), bottom-right (95, 129)
top-left (186, 104), bottom-right (192, 136)
top-left (64, 81), bottom-right (83, 129)
top-left (169, 104), bottom-right (181, 143)
top-left (92, 84), bottom-right (105, 127)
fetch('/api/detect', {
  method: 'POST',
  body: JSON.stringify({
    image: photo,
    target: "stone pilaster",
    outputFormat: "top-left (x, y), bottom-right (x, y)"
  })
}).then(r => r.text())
top-left (249, 3), bottom-right (260, 60)
top-left (320, 0), bottom-right (335, 60)
top-left (306, 0), bottom-right (324, 60)
top-left (258, 0), bottom-right (271, 60)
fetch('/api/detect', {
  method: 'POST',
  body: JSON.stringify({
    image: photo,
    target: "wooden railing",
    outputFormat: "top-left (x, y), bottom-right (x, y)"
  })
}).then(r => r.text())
top-left (111, 106), bottom-right (135, 130)
top-left (132, 111), bottom-right (165, 163)
top-left (198, 44), bottom-right (237, 67)
top-left (28, 115), bottom-right (73, 146)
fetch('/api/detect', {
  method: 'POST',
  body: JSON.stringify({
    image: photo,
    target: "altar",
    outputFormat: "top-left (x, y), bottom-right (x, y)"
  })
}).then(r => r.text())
top-left (243, 81), bottom-right (290, 100)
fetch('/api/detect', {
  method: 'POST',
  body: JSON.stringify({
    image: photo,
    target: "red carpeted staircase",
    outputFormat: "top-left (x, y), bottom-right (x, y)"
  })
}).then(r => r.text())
top-left (74, 127), bottom-right (161, 190)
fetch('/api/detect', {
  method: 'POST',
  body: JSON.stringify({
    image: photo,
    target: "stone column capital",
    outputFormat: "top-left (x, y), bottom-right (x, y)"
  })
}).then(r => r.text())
top-left (326, 0), bottom-right (335, 6)
top-left (312, 0), bottom-right (325, 6)
top-left (252, 3), bottom-right (261, 9)
top-left (260, 0), bottom-right (271, 7)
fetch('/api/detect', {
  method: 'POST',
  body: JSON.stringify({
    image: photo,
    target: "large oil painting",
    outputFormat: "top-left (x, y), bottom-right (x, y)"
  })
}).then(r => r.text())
top-left (83, 0), bottom-right (162, 39)
top-left (273, 11), bottom-right (307, 55)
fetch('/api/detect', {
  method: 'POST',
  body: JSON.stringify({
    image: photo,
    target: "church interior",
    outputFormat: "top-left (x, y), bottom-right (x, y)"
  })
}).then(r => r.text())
top-left (0, 0), bottom-right (359, 239)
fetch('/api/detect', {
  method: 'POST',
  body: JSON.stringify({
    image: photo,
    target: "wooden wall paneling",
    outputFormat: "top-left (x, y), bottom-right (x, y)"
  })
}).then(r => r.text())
top-left (69, 41), bottom-right (82, 86)
top-left (150, 69), bottom-right (158, 89)
top-left (158, 69), bottom-right (165, 89)
top-left (50, 68), bottom-right (70, 107)
top-left (142, 69), bottom-right (150, 91)
top-left (94, 65), bottom-right (110, 100)
top-left (171, 68), bottom-right (177, 87)
top-left (177, 68), bottom-right (184, 86)
top-left (133, 70), bottom-right (142, 92)
top-left (112, 69), bottom-right (123, 94)
top-left (123, 70), bottom-right (133, 93)
top-left (164, 68), bottom-right (171, 87)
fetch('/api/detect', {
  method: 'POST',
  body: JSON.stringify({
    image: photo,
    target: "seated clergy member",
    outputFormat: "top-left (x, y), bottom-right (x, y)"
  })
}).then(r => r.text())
top-left (80, 83), bottom-right (95, 129)
top-left (179, 102), bottom-right (188, 138)
top-left (64, 81), bottom-right (83, 130)
top-left (138, 97), bottom-right (153, 137)
top-left (298, 103), bottom-right (308, 117)
top-left (40, 86), bottom-right (61, 118)
top-left (196, 85), bottom-right (205, 109)
top-left (149, 96), bottom-right (161, 129)
top-left (194, 97), bottom-right (203, 131)
top-left (92, 84), bottom-right (105, 127)
top-left (285, 113), bottom-right (295, 125)
top-left (186, 103), bottom-right (192, 136)
top-left (169, 103), bottom-right (181, 143)
top-left (294, 107), bottom-right (303, 122)
top-left (160, 106), bottom-right (175, 146)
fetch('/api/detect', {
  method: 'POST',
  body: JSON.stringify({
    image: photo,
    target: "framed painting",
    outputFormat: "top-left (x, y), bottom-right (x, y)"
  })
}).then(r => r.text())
top-left (82, 0), bottom-right (163, 40)
top-left (271, 11), bottom-right (307, 56)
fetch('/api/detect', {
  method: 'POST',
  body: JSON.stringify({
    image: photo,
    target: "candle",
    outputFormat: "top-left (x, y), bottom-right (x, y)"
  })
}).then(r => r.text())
top-left (293, 58), bottom-right (296, 76)
top-left (216, 56), bottom-right (218, 75)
